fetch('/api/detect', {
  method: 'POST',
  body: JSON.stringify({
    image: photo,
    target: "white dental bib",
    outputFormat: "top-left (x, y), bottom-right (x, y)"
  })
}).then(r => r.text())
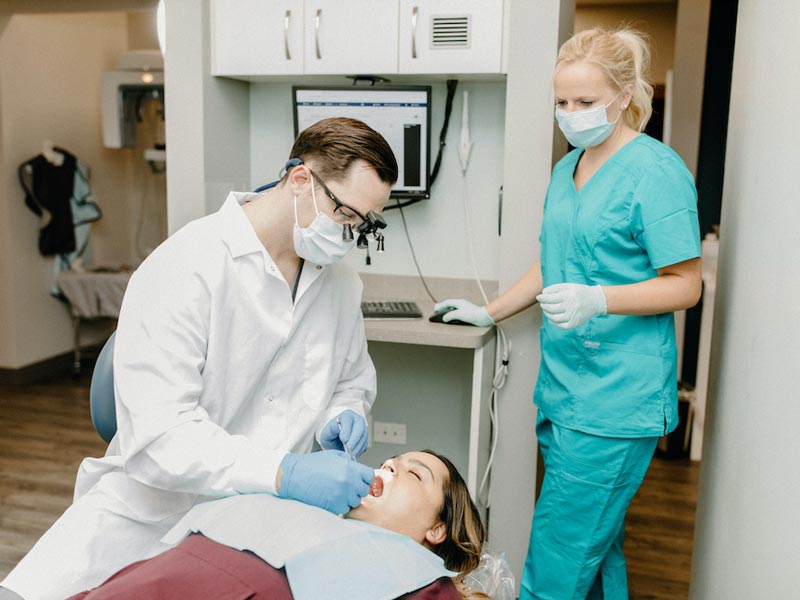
top-left (162, 494), bottom-right (456, 600)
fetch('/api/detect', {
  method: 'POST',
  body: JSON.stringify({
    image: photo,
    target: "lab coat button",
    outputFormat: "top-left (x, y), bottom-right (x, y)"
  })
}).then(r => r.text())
top-left (267, 394), bottom-right (276, 402)
top-left (316, 265), bottom-right (323, 270)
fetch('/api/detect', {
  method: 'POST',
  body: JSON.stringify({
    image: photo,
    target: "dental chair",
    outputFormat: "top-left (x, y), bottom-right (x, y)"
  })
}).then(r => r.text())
top-left (90, 332), bottom-right (117, 442)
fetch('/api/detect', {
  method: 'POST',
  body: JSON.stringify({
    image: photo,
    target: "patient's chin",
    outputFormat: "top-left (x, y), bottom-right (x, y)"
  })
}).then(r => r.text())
top-left (345, 503), bottom-right (368, 521)
top-left (357, 493), bottom-right (380, 510)
top-left (346, 492), bottom-right (382, 520)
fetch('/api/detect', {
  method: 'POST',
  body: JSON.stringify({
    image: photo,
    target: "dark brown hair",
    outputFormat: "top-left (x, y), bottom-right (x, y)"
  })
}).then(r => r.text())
top-left (289, 117), bottom-right (398, 185)
top-left (422, 450), bottom-right (490, 600)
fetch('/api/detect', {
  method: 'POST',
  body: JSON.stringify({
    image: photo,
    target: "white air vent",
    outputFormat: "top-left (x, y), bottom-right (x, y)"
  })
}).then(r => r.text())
top-left (430, 15), bottom-right (471, 49)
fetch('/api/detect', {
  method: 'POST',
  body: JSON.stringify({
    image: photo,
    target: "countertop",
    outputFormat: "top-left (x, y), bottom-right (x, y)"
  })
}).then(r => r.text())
top-left (360, 274), bottom-right (497, 350)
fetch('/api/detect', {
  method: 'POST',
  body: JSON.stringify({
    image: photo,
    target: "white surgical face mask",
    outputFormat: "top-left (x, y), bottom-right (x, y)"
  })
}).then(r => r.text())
top-left (292, 178), bottom-right (356, 265)
top-left (555, 91), bottom-right (623, 149)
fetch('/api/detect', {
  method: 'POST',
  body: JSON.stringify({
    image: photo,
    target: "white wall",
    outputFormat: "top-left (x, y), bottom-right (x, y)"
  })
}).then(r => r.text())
top-left (0, 12), bottom-right (145, 368)
top-left (127, 9), bottom-right (158, 50)
top-left (0, 15), bottom-right (11, 363)
top-left (164, 0), bottom-right (250, 234)
top-left (689, 1), bottom-right (800, 597)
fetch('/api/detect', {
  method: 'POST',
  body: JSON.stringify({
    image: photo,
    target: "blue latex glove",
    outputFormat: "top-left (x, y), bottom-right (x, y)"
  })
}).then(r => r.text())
top-left (536, 283), bottom-right (607, 329)
top-left (434, 299), bottom-right (495, 327)
top-left (279, 450), bottom-right (375, 514)
top-left (319, 410), bottom-right (368, 457)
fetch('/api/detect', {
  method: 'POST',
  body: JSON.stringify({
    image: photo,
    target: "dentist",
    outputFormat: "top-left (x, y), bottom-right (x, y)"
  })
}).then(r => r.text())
top-left (1, 117), bottom-right (397, 600)
top-left (436, 27), bottom-right (702, 599)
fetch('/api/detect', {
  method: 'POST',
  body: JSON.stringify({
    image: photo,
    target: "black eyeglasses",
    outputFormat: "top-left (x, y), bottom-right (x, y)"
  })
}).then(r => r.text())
top-left (308, 169), bottom-right (387, 249)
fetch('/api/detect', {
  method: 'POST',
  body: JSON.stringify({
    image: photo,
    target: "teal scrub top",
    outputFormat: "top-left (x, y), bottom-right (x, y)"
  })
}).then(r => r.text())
top-left (535, 134), bottom-right (701, 438)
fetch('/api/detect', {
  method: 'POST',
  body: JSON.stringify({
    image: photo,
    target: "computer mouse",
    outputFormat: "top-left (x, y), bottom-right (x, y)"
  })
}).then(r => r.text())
top-left (428, 309), bottom-right (472, 326)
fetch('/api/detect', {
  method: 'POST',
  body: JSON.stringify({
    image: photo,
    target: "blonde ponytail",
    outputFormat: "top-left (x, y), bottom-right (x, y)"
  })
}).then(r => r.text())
top-left (557, 26), bottom-right (654, 131)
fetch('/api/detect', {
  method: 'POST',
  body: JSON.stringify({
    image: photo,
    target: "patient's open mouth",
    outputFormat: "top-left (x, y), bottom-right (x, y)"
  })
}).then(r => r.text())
top-left (369, 475), bottom-right (384, 498)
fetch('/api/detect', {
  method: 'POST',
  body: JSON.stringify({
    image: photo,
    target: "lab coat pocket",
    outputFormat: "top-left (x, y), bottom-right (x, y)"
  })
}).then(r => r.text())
top-left (98, 472), bottom-right (198, 524)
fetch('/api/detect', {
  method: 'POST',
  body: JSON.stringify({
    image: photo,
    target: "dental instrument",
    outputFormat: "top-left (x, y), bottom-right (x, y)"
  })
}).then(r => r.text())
top-left (337, 417), bottom-right (356, 461)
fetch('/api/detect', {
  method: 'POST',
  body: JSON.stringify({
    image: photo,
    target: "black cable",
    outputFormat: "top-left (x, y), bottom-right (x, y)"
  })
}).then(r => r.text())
top-left (383, 196), bottom-right (424, 211)
top-left (429, 79), bottom-right (458, 186)
top-left (384, 79), bottom-right (459, 212)
top-left (397, 200), bottom-right (437, 303)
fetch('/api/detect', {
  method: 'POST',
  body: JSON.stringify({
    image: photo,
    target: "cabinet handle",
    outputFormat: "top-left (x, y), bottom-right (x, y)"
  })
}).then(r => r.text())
top-left (411, 6), bottom-right (418, 59)
top-left (315, 8), bottom-right (322, 59)
top-left (284, 9), bottom-right (292, 60)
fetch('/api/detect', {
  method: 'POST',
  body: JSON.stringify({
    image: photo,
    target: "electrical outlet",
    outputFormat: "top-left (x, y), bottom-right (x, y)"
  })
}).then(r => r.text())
top-left (373, 421), bottom-right (407, 445)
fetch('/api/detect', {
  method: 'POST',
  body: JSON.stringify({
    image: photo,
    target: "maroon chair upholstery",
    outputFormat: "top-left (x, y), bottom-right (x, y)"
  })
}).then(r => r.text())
top-left (68, 534), bottom-right (462, 600)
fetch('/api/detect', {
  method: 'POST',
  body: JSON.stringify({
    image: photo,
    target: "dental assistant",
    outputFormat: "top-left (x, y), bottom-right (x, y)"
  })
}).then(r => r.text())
top-left (0, 117), bottom-right (398, 600)
top-left (436, 27), bottom-right (702, 599)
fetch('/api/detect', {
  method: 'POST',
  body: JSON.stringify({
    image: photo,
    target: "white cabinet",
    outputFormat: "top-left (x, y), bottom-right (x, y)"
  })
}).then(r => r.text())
top-left (211, 0), bottom-right (505, 77)
top-left (303, 0), bottom-right (399, 75)
top-left (212, 0), bottom-right (304, 76)
top-left (398, 0), bottom-right (505, 74)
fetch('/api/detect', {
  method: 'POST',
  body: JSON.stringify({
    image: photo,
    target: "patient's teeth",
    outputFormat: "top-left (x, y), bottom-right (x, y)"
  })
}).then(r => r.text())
top-left (370, 470), bottom-right (386, 497)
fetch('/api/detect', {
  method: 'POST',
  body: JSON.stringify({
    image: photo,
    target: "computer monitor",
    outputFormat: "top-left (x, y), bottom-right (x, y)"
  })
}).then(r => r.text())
top-left (292, 85), bottom-right (432, 200)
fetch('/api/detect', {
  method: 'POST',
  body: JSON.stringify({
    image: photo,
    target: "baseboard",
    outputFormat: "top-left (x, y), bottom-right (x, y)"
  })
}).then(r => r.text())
top-left (0, 343), bottom-right (104, 386)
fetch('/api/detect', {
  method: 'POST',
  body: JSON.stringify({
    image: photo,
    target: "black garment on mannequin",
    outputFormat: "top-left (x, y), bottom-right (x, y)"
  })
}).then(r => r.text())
top-left (18, 148), bottom-right (77, 255)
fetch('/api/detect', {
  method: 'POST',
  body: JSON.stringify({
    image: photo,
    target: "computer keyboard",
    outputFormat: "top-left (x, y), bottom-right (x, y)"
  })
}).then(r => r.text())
top-left (361, 300), bottom-right (423, 319)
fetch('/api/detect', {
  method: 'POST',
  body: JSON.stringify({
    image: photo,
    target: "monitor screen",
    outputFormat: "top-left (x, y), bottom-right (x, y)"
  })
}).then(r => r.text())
top-left (293, 85), bottom-right (432, 200)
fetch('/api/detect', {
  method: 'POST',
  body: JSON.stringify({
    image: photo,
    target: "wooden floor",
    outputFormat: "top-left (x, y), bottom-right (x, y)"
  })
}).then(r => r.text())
top-left (0, 374), bottom-right (108, 579)
top-left (627, 454), bottom-right (699, 599)
top-left (0, 375), bottom-right (699, 598)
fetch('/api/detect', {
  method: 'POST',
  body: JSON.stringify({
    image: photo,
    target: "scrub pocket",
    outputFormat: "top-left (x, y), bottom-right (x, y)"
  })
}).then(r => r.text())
top-left (581, 338), bottom-right (662, 400)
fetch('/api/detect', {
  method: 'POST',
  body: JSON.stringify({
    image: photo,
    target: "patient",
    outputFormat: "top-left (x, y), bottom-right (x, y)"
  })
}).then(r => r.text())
top-left (68, 451), bottom-right (490, 600)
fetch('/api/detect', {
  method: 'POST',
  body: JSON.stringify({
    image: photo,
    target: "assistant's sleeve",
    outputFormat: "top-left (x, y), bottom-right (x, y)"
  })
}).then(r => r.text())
top-left (314, 289), bottom-right (376, 443)
top-left (630, 156), bottom-right (702, 269)
top-left (114, 252), bottom-right (283, 498)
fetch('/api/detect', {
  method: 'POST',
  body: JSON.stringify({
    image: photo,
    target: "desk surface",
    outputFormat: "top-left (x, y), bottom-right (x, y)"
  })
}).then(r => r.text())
top-left (57, 270), bottom-right (496, 348)
top-left (360, 274), bottom-right (497, 350)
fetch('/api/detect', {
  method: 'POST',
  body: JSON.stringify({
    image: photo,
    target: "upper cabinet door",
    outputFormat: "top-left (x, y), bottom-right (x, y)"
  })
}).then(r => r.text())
top-left (398, 0), bottom-right (504, 74)
top-left (212, 0), bottom-right (304, 76)
top-left (303, 0), bottom-right (399, 75)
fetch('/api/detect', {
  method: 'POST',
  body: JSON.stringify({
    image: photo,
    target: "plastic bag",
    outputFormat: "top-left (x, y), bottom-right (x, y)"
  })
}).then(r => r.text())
top-left (463, 544), bottom-right (516, 600)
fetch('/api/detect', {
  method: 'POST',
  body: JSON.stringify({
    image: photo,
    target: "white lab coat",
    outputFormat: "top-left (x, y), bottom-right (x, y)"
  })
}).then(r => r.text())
top-left (1, 193), bottom-right (376, 600)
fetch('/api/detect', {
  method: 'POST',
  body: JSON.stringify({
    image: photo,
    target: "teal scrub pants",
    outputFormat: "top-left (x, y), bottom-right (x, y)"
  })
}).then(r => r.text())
top-left (520, 414), bottom-right (658, 600)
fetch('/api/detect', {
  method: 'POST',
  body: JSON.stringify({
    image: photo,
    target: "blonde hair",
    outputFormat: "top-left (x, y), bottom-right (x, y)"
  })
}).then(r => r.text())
top-left (557, 26), bottom-right (654, 132)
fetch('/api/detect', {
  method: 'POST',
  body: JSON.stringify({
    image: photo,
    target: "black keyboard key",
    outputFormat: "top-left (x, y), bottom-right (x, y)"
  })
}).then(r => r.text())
top-left (361, 300), bottom-right (423, 319)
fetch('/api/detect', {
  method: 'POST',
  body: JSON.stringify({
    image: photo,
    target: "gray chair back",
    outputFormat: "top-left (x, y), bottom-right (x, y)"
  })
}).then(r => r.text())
top-left (90, 332), bottom-right (117, 443)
